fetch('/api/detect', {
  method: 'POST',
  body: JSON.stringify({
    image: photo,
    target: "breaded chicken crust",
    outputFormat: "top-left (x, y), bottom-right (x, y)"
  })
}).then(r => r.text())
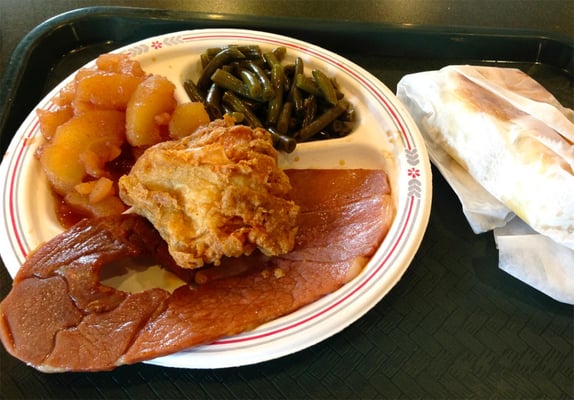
top-left (119, 117), bottom-right (300, 269)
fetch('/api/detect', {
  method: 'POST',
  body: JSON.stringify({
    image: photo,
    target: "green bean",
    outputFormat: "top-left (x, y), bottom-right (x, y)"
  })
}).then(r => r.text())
top-left (295, 74), bottom-right (323, 97)
top-left (276, 101), bottom-right (294, 135)
top-left (236, 96), bottom-right (265, 112)
top-left (332, 78), bottom-right (345, 100)
top-left (205, 83), bottom-right (223, 120)
top-left (329, 119), bottom-right (354, 137)
top-left (206, 45), bottom-right (263, 60)
top-left (185, 44), bottom-right (358, 152)
top-left (222, 103), bottom-right (234, 116)
top-left (222, 91), bottom-right (263, 128)
top-left (266, 64), bottom-right (285, 125)
top-left (272, 46), bottom-right (287, 62)
top-left (240, 60), bottom-right (275, 101)
top-left (200, 53), bottom-right (210, 69)
top-left (239, 69), bottom-right (263, 99)
top-left (197, 47), bottom-right (246, 93)
top-left (283, 68), bottom-right (293, 92)
top-left (237, 45), bottom-right (264, 60)
top-left (183, 79), bottom-right (205, 103)
top-left (312, 69), bottom-right (338, 106)
top-left (210, 68), bottom-right (251, 98)
top-left (205, 47), bottom-right (224, 58)
top-left (283, 64), bottom-right (295, 77)
top-left (295, 100), bottom-right (348, 141)
top-left (268, 127), bottom-right (296, 153)
top-left (301, 95), bottom-right (317, 127)
top-left (264, 51), bottom-right (291, 92)
top-left (339, 106), bottom-right (357, 122)
top-left (263, 51), bottom-right (281, 69)
top-left (288, 57), bottom-right (305, 113)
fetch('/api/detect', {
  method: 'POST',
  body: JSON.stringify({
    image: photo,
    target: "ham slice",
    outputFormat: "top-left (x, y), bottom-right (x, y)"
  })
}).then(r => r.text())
top-left (0, 169), bottom-right (393, 372)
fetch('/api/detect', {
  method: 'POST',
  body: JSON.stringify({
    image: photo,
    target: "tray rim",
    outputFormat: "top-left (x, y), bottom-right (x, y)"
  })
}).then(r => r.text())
top-left (2, 5), bottom-right (573, 153)
top-left (0, 8), bottom-right (572, 394)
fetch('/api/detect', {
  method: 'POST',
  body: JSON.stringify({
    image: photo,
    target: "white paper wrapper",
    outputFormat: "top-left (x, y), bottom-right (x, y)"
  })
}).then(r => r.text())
top-left (422, 123), bottom-right (515, 234)
top-left (495, 218), bottom-right (574, 305)
top-left (397, 65), bottom-right (574, 304)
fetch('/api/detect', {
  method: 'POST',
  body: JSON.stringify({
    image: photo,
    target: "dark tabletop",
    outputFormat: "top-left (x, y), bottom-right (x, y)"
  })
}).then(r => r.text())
top-left (1, 1), bottom-right (573, 399)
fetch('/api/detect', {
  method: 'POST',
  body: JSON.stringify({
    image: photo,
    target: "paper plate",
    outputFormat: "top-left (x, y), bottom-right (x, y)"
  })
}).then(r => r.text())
top-left (0, 29), bottom-right (432, 369)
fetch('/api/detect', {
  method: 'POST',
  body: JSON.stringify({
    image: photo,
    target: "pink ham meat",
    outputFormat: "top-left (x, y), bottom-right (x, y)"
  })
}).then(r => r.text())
top-left (0, 169), bottom-right (393, 372)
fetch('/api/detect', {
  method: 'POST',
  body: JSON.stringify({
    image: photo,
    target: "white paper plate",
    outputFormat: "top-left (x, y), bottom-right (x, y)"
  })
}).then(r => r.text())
top-left (0, 29), bottom-right (432, 369)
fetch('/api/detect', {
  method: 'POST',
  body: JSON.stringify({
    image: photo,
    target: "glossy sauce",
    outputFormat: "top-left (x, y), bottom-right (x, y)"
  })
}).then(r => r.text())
top-left (55, 145), bottom-right (136, 228)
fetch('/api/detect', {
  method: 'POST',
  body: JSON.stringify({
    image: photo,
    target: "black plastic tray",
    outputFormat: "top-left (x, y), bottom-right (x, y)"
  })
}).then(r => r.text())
top-left (1, 6), bottom-right (573, 152)
top-left (1, 7), bottom-right (573, 399)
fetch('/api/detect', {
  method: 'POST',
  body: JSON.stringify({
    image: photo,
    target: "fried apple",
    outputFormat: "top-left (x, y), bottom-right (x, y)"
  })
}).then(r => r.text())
top-left (125, 75), bottom-right (177, 147)
top-left (38, 110), bottom-right (125, 195)
top-left (95, 53), bottom-right (147, 77)
top-left (168, 102), bottom-right (211, 139)
top-left (36, 107), bottom-right (74, 141)
top-left (74, 72), bottom-right (144, 112)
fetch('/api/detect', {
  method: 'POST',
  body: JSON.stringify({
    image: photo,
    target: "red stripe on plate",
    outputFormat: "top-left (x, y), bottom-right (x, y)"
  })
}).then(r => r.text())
top-left (8, 120), bottom-right (40, 260)
top-left (213, 194), bottom-right (417, 345)
top-left (6, 33), bottom-right (422, 351)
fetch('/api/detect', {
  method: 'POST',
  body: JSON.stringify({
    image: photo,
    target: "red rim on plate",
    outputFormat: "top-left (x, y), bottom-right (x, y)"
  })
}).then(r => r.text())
top-left (0, 29), bottom-right (432, 369)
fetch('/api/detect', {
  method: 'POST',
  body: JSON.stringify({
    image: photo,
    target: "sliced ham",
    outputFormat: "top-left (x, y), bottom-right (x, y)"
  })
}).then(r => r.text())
top-left (0, 168), bottom-right (393, 372)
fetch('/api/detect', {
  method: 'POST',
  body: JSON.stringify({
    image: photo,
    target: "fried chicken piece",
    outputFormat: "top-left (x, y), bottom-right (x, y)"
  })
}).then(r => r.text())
top-left (118, 117), bottom-right (299, 269)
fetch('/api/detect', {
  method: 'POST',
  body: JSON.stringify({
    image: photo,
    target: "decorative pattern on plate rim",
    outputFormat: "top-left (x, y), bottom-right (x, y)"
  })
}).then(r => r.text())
top-left (0, 29), bottom-right (432, 368)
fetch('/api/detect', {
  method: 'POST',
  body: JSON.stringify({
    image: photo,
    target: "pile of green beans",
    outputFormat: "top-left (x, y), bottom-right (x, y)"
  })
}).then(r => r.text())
top-left (183, 45), bottom-right (357, 153)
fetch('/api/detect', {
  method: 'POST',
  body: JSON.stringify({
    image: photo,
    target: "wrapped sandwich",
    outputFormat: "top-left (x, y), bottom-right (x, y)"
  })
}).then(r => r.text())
top-left (397, 65), bottom-right (574, 250)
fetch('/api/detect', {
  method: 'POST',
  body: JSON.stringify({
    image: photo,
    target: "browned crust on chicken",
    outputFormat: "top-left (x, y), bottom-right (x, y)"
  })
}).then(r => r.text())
top-left (119, 118), bottom-right (300, 269)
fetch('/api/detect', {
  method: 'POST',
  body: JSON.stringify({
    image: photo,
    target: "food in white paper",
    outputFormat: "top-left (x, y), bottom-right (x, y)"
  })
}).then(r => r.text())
top-left (397, 65), bottom-right (574, 250)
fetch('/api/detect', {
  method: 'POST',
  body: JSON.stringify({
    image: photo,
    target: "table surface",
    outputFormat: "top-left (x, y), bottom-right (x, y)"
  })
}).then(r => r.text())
top-left (2, 0), bottom-right (573, 76)
top-left (1, 1), bottom-right (573, 399)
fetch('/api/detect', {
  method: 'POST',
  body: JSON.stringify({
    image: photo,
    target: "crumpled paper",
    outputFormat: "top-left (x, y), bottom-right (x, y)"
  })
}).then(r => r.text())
top-left (396, 65), bottom-right (574, 304)
top-left (426, 130), bottom-right (574, 305)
